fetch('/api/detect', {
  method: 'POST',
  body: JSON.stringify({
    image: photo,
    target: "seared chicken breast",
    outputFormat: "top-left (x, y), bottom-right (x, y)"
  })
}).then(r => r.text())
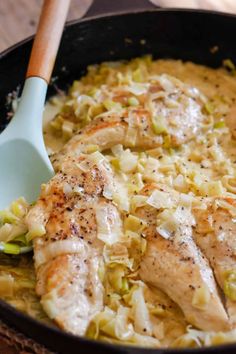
top-left (138, 185), bottom-right (229, 331)
top-left (26, 154), bottom-right (122, 335)
top-left (194, 198), bottom-right (236, 326)
top-left (52, 75), bottom-right (205, 171)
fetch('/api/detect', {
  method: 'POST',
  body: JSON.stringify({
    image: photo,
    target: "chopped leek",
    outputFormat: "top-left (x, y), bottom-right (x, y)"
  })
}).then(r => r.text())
top-left (203, 102), bottom-right (214, 115)
top-left (128, 97), bottom-right (139, 106)
top-left (103, 100), bottom-right (122, 111)
top-left (62, 120), bottom-right (75, 140)
top-left (214, 121), bottom-right (225, 129)
top-left (10, 198), bottom-right (28, 218)
top-left (146, 189), bottom-right (174, 210)
top-left (124, 215), bottom-right (147, 233)
top-left (108, 265), bottom-right (129, 294)
top-left (152, 115), bottom-right (167, 135)
top-left (223, 270), bottom-right (236, 301)
top-left (163, 135), bottom-right (171, 149)
top-left (192, 286), bottom-right (210, 309)
top-left (119, 150), bottom-right (138, 173)
top-left (133, 68), bottom-right (143, 82)
top-left (26, 225), bottom-right (46, 242)
top-left (199, 181), bottom-right (225, 197)
top-left (0, 242), bottom-right (32, 255)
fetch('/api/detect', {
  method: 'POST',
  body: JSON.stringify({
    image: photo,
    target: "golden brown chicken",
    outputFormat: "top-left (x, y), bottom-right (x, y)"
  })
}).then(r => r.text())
top-left (137, 184), bottom-right (229, 331)
top-left (26, 153), bottom-right (122, 335)
top-left (194, 197), bottom-right (236, 327)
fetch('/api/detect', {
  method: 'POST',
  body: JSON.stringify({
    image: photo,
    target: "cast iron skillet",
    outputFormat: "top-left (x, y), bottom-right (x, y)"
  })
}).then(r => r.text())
top-left (1, 0), bottom-right (236, 353)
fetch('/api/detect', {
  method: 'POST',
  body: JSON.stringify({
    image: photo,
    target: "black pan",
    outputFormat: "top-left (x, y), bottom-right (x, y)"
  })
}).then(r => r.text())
top-left (1, 1), bottom-right (236, 353)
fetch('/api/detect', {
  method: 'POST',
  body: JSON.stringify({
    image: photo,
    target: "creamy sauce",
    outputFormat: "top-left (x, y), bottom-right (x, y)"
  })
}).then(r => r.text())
top-left (2, 58), bottom-right (236, 348)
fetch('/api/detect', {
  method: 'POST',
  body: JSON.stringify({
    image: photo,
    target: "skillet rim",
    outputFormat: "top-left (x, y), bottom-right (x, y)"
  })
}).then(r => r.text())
top-left (1, 7), bottom-right (236, 353)
top-left (1, 7), bottom-right (236, 60)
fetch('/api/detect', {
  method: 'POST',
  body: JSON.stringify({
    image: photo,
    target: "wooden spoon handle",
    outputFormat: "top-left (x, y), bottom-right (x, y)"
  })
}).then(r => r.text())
top-left (26, 0), bottom-right (70, 83)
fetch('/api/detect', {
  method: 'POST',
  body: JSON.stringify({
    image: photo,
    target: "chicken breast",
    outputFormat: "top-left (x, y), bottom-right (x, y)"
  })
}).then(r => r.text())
top-left (193, 197), bottom-right (236, 326)
top-left (52, 75), bottom-right (206, 171)
top-left (138, 184), bottom-right (229, 331)
top-left (26, 153), bottom-right (122, 335)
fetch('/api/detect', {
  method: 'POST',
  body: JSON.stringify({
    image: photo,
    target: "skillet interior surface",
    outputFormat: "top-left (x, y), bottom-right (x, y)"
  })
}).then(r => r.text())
top-left (1, 7), bottom-right (236, 354)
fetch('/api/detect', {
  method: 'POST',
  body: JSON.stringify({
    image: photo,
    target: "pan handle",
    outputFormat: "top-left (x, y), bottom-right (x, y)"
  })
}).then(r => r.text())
top-left (84, 0), bottom-right (157, 18)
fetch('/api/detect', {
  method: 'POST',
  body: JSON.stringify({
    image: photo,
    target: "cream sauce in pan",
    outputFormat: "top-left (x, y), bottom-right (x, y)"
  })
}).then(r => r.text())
top-left (2, 57), bottom-right (236, 348)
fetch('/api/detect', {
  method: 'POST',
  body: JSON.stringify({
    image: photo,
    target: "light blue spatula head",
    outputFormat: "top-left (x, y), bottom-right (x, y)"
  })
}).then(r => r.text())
top-left (0, 77), bottom-right (54, 209)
